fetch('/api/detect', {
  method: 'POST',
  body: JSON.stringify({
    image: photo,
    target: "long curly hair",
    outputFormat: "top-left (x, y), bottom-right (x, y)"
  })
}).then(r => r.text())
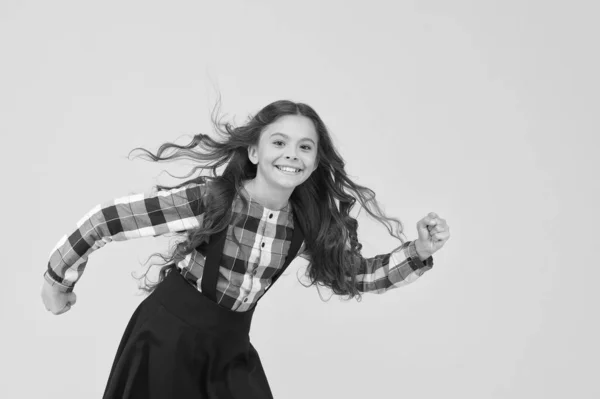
top-left (130, 96), bottom-right (406, 301)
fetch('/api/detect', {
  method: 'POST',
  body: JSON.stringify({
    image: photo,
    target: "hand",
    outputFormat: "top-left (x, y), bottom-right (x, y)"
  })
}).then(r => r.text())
top-left (415, 212), bottom-right (450, 259)
top-left (41, 279), bottom-right (77, 315)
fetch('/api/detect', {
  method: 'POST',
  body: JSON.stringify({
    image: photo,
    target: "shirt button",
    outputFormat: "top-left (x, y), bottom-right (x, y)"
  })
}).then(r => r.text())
top-left (261, 242), bottom-right (265, 248)
top-left (243, 297), bottom-right (249, 303)
top-left (252, 269), bottom-right (258, 275)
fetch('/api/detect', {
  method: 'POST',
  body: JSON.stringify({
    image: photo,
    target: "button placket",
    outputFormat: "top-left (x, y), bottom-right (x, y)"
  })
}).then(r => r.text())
top-left (247, 208), bottom-right (273, 307)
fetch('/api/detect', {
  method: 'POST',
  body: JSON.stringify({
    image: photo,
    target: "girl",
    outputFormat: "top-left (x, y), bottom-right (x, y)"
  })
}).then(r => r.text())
top-left (41, 99), bottom-right (450, 398)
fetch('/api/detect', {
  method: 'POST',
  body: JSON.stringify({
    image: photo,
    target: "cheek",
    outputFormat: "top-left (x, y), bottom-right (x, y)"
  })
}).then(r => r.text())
top-left (308, 154), bottom-right (318, 169)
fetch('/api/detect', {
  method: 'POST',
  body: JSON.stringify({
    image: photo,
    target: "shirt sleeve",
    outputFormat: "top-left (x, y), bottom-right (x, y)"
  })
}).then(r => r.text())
top-left (296, 240), bottom-right (433, 294)
top-left (44, 182), bottom-right (207, 293)
top-left (351, 240), bottom-right (433, 294)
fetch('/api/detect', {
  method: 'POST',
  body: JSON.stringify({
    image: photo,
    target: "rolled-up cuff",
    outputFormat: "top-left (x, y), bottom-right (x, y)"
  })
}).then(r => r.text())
top-left (406, 241), bottom-right (434, 271)
top-left (43, 269), bottom-right (74, 293)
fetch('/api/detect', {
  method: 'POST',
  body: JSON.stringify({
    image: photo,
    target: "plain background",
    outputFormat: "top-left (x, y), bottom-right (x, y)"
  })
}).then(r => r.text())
top-left (2, 0), bottom-right (599, 398)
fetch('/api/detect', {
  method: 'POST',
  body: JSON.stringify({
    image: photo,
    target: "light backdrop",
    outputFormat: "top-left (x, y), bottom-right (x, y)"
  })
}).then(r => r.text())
top-left (2, 0), bottom-right (599, 398)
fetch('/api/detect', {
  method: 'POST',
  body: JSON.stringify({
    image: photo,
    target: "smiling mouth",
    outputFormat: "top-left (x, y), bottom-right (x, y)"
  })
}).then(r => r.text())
top-left (275, 165), bottom-right (302, 174)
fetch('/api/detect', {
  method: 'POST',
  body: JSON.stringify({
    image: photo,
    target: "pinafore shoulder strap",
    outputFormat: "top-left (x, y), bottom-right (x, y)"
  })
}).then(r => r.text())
top-left (201, 201), bottom-right (305, 306)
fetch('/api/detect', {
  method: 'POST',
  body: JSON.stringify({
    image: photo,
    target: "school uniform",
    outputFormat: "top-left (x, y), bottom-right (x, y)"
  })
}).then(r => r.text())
top-left (44, 182), bottom-right (434, 398)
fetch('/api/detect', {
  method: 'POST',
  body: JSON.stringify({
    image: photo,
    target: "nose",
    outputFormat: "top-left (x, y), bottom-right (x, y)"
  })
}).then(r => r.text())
top-left (284, 148), bottom-right (298, 160)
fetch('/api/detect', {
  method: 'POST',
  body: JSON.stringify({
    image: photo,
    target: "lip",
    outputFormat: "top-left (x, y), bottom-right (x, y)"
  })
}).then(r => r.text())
top-left (275, 165), bottom-right (303, 171)
top-left (275, 165), bottom-right (303, 174)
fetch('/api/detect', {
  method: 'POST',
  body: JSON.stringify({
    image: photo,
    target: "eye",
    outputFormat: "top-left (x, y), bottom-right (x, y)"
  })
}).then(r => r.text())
top-left (273, 140), bottom-right (313, 151)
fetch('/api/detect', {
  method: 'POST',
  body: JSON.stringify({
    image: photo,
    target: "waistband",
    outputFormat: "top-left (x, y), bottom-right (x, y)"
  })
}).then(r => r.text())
top-left (151, 266), bottom-right (255, 336)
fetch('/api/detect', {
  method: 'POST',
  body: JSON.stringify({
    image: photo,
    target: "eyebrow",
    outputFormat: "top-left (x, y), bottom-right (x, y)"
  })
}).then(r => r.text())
top-left (270, 132), bottom-right (316, 145)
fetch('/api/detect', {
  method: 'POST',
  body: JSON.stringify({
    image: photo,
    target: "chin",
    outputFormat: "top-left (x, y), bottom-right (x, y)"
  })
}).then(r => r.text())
top-left (275, 180), bottom-right (301, 189)
top-left (274, 176), bottom-right (304, 189)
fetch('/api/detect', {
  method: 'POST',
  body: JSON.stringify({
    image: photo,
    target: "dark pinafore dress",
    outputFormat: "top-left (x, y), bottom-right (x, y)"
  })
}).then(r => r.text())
top-left (102, 214), bottom-right (304, 399)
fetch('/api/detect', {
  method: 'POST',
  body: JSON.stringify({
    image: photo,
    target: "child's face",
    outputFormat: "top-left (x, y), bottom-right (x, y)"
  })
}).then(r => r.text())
top-left (248, 114), bottom-right (319, 191)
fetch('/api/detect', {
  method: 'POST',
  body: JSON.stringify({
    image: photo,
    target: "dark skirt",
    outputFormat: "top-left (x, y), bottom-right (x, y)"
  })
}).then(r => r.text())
top-left (102, 267), bottom-right (273, 399)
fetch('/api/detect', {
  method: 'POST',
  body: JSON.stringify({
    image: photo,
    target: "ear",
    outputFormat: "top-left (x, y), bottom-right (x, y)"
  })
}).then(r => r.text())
top-left (247, 145), bottom-right (258, 165)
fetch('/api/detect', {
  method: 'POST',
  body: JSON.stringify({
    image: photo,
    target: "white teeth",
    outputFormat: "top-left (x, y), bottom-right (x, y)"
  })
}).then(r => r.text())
top-left (276, 166), bottom-right (301, 173)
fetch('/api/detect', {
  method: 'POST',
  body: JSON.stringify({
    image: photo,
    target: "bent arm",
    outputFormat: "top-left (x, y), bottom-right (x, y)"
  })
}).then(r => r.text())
top-left (352, 241), bottom-right (433, 294)
top-left (296, 239), bottom-right (433, 294)
top-left (44, 182), bottom-right (207, 292)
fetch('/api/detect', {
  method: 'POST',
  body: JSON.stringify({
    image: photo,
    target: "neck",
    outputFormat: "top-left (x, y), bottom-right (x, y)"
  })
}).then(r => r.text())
top-left (244, 176), bottom-right (292, 210)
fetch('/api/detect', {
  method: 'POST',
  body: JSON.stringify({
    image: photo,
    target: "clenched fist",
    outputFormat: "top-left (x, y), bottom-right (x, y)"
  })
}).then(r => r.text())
top-left (41, 279), bottom-right (77, 315)
top-left (415, 212), bottom-right (450, 259)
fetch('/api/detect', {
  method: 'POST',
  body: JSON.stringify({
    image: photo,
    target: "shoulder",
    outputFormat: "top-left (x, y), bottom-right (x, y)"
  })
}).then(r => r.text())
top-left (145, 180), bottom-right (211, 207)
top-left (174, 179), bottom-right (211, 197)
top-left (185, 180), bottom-right (210, 196)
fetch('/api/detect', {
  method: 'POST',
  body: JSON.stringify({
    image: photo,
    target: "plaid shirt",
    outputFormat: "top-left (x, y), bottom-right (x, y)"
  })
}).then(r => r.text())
top-left (44, 182), bottom-right (434, 312)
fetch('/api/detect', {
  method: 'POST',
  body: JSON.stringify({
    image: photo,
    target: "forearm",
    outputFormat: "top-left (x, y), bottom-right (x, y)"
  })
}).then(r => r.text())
top-left (352, 241), bottom-right (433, 294)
